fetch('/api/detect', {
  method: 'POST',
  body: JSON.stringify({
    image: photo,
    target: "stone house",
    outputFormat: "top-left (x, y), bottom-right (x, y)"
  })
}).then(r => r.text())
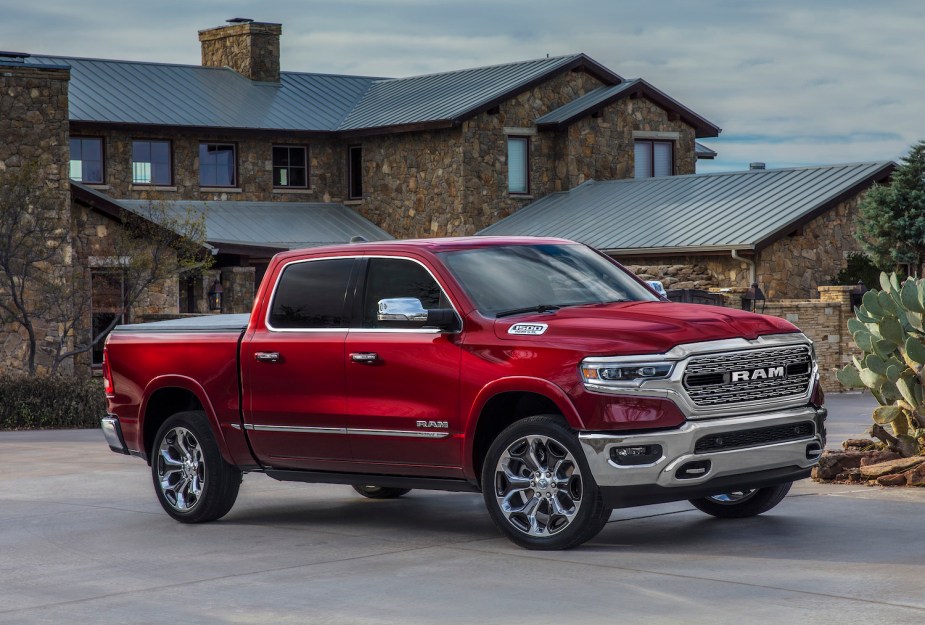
top-left (1, 18), bottom-right (723, 374)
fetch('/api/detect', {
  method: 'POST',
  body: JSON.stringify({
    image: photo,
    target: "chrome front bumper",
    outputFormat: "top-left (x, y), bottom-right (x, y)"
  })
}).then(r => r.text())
top-left (101, 415), bottom-right (129, 455)
top-left (579, 405), bottom-right (825, 490)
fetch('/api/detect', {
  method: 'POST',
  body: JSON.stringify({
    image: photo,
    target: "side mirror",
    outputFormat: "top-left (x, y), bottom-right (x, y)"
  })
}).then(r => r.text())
top-left (377, 298), bottom-right (459, 331)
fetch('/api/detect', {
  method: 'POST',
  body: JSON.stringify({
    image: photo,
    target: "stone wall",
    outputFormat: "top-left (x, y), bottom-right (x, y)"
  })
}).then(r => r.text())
top-left (0, 61), bottom-right (72, 375)
top-left (199, 22), bottom-right (282, 83)
top-left (617, 253), bottom-right (751, 291)
top-left (220, 266), bottom-right (256, 314)
top-left (756, 197), bottom-right (863, 299)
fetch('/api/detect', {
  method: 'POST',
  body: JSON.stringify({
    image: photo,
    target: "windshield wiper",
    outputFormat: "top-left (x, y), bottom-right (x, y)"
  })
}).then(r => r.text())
top-left (495, 304), bottom-right (561, 318)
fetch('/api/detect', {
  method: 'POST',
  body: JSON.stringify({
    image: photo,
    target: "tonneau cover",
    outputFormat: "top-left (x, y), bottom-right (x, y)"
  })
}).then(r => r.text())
top-left (112, 314), bottom-right (250, 333)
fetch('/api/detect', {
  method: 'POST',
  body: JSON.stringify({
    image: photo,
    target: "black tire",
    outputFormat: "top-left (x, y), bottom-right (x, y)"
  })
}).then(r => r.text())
top-left (151, 410), bottom-right (241, 523)
top-left (688, 482), bottom-right (793, 519)
top-left (481, 415), bottom-right (611, 550)
top-left (351, 485), bottom-right (412, 499)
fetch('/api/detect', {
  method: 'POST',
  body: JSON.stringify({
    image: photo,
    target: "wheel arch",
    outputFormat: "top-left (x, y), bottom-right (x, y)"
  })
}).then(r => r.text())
top-left (140, 376), bottom-right (232, 466)
top-left (464, 377), bottom-right (584, 485)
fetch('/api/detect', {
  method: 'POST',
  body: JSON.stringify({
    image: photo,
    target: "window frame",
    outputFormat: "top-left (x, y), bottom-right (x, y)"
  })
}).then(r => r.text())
top-left (69, 136), bottom-right (105, 184)
top-left (131, 138), bottom-right (173, 186)
top-left (347, 144), bottom-right (363, 200)
top-left (507, 135), bottom-right (531, 195)
top-left (272, 144), bottom-right (310, 189)
top-left (199, 142), bottom-right (238, 188)
top-left (634, 139), bottom-right (675, 178)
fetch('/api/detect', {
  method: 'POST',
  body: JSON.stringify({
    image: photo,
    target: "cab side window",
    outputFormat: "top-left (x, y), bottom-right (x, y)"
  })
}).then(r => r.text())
top-left (269, 258), bottom-right (355, 329)
top-left (362, 258), bottom-right (446, 328)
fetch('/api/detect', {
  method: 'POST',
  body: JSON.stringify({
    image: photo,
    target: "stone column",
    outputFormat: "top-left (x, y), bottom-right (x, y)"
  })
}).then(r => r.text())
top-left (220, 266), bottom-right (256, 314)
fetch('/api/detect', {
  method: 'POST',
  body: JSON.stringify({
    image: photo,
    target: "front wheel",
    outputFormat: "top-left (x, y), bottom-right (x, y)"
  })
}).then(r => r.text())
top-left (481, 416), bottom-right (611, 550)
top-left (688, 482), bottom-right (792, 519)
top-left (151, 411), bottom-right (241, 523)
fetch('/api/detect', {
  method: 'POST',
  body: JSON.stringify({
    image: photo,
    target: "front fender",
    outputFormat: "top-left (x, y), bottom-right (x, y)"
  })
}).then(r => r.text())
top-left (462, 376), bottom-right (584, 480)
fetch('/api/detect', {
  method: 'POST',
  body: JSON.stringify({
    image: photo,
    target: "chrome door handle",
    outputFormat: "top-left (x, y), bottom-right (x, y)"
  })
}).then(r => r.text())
top-left (350, 352), bottom-right (379, 363)
top-left (255, 351), bottom-right (281, 363)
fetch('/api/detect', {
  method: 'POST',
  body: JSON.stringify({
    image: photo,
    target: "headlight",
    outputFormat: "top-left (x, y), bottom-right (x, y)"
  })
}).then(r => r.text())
top-left (580, 361), bottom-right (674, 385)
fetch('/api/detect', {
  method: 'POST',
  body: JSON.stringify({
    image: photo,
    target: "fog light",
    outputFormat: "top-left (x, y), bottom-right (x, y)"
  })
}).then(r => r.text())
top-left (610, 444), bottom-right (662, 466)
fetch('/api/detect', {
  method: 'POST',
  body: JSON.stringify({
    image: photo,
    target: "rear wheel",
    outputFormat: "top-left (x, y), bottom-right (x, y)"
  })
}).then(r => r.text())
top-left (151, 411), bottom-right (241, 523)
top-left (351, 485), bottom-right (411, 499)
top-left (481, 416), bottom-right (611, 550)
top-left (688, 482), bottom-right (792, 519)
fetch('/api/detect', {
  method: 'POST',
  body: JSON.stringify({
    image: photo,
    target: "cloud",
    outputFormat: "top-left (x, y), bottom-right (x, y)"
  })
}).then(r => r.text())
top-left (2, 0), bottom-right (922, 169)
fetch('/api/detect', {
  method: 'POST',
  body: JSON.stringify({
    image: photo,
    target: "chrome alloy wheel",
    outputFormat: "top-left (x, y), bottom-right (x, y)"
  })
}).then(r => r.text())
top-left (156, 426), bottom-right (205, 512)
top-left (706, 490), bottom-right (757, 505)
top-left (493, 434), bottom-right (583, 536)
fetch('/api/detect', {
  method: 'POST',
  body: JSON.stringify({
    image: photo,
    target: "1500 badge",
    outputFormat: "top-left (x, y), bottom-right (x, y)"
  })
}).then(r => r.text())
top-left (507, 323), bottom-right (548, 336)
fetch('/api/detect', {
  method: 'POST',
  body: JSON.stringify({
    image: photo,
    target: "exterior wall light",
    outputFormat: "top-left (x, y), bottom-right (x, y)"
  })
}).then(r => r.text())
top-left (208, 280), bottom-right (224, 313)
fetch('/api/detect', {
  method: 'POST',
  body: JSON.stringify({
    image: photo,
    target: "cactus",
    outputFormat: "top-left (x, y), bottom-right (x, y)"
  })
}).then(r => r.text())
top-left (836, 272), bottom-right (925, 456)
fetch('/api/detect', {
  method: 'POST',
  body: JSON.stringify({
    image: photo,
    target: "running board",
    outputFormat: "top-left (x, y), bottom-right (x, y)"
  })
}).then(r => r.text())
top-left (264, 469), bottom-right (481, 493)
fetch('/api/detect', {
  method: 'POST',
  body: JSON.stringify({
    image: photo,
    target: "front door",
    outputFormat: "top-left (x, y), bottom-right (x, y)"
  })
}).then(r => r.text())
top-left (241, 256), bottom-right (358, 470)
top-left (345, 257), bottom-right (463, 475)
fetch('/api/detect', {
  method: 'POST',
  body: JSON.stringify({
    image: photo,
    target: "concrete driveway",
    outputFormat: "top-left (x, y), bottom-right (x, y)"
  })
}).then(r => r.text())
top-left (2, 394), bottom-right (923, 625)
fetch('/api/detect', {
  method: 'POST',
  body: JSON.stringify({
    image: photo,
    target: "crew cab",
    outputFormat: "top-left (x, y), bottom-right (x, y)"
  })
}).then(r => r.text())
top-left (101, 237), bottom-right (826, 550)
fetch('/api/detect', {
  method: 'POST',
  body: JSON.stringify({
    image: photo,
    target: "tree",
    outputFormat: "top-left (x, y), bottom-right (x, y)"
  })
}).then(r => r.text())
top-left (856, 140), bottom-right (925, 270)
top-left (0, 163), bottom-right (210, 375)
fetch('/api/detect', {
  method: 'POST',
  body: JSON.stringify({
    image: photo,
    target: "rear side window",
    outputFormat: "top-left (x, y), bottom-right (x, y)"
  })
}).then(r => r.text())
top-left (268, 258), bottom-right (355, 329)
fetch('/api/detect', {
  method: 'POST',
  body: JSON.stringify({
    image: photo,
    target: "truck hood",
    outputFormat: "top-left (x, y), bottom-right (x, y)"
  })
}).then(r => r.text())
top-left (492, 301), bottom-right (800, 356)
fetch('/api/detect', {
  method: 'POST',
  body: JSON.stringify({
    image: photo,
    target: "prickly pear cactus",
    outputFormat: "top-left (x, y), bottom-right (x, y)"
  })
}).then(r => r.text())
top-left (836, 272), bottom-right (925, 456)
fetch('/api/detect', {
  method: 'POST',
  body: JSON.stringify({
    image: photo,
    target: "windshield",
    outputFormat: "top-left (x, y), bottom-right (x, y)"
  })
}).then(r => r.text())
top-left (440, 244), bottom-right (658, 316)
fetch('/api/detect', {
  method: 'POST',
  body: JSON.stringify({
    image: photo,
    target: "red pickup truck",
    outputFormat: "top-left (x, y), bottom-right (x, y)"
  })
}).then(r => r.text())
top-left (101, 237), bottom-right (826, 550)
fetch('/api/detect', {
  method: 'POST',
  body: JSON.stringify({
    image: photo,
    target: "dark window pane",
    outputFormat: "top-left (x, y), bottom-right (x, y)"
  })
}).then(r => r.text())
top-left (289, 167), bottom-right (306, 187)
top-left (84, 161), bottom-right (103, 183)
top-left (363, 258), bottom-right (443, 328)
top-left (70, 138), bottom-right (82, 159)
top-left (133, 141), bottom-right (150, 162)
top-left (83, 138), bottom-right (102, 161)
top-left (151, 141), bottom-right (170, 164)
top-left (272, 147), bottom-right (288, 167)
top-left (200, 144), bottom-right (235, 186)
top-left (289, 147), bottom-right (305, 167)
top-left (151, 163), bottom-right (170, 185)
top-left (269, 258), bottom-right (355, 329)
top-left (348, 146), bottom-right (363, 198)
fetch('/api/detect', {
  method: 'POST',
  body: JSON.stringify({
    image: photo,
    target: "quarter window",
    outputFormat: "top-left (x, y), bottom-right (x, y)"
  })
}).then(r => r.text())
top-left (69, 137), bottom-right (104, 183)
top-left (132, 140), bottom-right (172, 185)
top-left (199, 143), bottom-right (236, 187)
top-left (507, 136), bottom-right (530, 194)
top-left (273, 145), bottom-right (309, 188)
top-left (634, 140), bottom-right (673, 178)
top-left (268, 258), bottom-right (355, 329)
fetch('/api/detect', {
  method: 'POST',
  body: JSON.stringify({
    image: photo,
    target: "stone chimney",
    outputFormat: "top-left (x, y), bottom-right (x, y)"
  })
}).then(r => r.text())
top-left (198, 19), bottom-right (282, 83)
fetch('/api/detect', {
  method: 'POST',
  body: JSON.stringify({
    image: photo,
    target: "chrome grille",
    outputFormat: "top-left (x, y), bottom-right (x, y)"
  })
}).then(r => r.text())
top-left (682, 345), bottom-right (813, 407)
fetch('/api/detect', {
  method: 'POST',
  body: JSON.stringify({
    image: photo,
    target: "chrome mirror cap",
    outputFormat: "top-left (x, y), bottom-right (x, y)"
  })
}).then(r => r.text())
top-left (378, 297), bottom-right (428, 322)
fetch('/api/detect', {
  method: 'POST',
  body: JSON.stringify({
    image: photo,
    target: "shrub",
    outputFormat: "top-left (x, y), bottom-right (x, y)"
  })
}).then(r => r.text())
top-left (0, 375), bottom-right (105, 430)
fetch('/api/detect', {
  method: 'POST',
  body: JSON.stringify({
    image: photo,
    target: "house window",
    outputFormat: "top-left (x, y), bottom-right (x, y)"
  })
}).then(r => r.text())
top-left (273, 145), bottom-right (309, 188)
top-left (132, 140), bottom-right (172, 185)
top-left (634, 140), bottom-right (674, 178)
top-left (507, 136), bottom-right (530, 194)
top-left (348, 145), bottom-right (363, 199)
top-left (199, 143), bottom-right (236, 187)
top-left (69, 137), bottom-right (104, 183)
top-left (90, 270), bottom-right (125, 366)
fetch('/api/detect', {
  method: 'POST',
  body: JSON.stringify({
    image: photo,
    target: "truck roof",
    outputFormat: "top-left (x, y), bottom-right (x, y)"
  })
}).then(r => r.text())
top-left (271, 236), bottom-right (577, 261)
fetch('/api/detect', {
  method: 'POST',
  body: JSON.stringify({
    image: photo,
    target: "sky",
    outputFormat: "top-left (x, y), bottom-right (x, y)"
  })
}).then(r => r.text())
top-left (1, 0), bottom-right (922, 173)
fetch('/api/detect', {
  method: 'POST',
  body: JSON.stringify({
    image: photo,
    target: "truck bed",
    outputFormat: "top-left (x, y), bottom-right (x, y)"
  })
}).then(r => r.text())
top-left (111, 314), bottom-right (251, 334)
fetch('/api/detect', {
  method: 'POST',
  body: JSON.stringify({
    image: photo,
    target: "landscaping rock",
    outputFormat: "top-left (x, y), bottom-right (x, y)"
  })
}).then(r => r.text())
top-left (904, 463), bottom-right (925, 487)
top-left (859, 457), bottom-right (925, 479)
top-left (843, 438), bottom-right (877, 450)
top-left (877, 473), bottom-right (908, 486)
top-left (813, 450), bottom-right (864, 480)
top-left (860, 450), bottom-right (903, 466)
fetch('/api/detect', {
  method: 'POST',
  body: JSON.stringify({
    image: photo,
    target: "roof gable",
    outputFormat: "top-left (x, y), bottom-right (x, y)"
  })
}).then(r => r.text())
top-left (478, 162), bottom-right (895, 253)
top-left (535, 78), bottom-right (721, 138)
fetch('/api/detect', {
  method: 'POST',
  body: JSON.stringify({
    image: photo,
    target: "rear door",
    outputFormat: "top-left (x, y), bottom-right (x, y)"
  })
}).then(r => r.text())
top-left (241, 256), bottom-right (359, 470)
top-left (344, 256), bottom-right (464, 475)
